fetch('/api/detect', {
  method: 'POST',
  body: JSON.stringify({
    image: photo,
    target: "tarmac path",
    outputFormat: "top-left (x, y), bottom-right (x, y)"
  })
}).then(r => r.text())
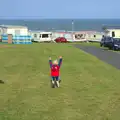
top-left (75, 44), bottom-right (120, 70)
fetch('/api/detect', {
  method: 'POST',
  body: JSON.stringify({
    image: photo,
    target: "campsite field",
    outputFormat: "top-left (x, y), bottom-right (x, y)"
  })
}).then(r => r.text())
top-left (0, 43), bottom-right (120, 120)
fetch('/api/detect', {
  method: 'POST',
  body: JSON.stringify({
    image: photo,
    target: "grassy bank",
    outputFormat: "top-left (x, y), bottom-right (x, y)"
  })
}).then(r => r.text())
top-left (0, 43), bottom-right (120, 120)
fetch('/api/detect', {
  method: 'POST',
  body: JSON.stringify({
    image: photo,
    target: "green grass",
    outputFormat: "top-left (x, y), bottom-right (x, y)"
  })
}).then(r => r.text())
top-left (0, 43), bottom-right (120, 120)
top-left (76, 42), bottom-right (120, 53)
top-left (75, 42), bottom-right (100, 47)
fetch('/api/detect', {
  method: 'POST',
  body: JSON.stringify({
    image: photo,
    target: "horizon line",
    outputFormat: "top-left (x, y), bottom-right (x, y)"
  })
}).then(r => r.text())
top-left (0, 18), bottom-right (120, 20)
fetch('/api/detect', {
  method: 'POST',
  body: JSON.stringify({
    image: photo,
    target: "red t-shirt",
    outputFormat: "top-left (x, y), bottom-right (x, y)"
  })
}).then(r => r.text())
top-left (51, 65), bottom-right (60, 76)
top-left (49, 58), bottom-right (62, 77)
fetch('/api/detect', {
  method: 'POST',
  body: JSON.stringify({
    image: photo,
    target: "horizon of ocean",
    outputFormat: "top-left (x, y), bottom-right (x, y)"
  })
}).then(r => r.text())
top-left (0, 19), bottom-right (120, 32)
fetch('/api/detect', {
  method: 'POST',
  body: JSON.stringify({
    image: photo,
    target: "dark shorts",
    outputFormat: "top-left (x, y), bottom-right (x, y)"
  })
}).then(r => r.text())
top-left (51, 76), bottom-right (59, 81)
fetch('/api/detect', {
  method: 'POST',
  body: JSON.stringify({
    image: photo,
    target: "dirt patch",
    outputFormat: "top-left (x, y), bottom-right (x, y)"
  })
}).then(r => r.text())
top-left (0, 45), bottom-right (14, 48)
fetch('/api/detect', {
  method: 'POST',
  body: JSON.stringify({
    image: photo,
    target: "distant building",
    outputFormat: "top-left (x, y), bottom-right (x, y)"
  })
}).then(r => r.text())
top-left (73, 31), bottom-right (103, 42)
top-left (103, 26), bottom-right (120, 38)
top-left (29, 30), bottom-right (52, 42)
top-left (0, 25), bottom-right (31, 44)
top-left (0, 25), bottom-right (28, 35)
top-left (29, 30), bottom-right (74, 42)
top-left (52, 31), bottom-right (73, 42)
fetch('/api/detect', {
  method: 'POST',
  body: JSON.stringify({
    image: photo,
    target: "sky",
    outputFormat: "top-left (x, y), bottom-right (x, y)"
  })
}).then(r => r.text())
top-left (0, 0), bottom-right (120, 19)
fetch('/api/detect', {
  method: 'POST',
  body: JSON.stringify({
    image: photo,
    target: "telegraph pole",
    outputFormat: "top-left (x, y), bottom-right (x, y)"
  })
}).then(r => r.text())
top-left (72, 20), bottom-right (74, 31)
top-left (72, 20), bottom-right (74, 41)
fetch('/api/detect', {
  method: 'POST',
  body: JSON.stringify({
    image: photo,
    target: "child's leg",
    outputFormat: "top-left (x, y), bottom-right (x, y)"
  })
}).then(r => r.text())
top-left (51, 77), bottom-right (55, 88)
top-left (52, 77), bottom-right (55, 84)
top-left (59, 76), bottom-right (61, 83)
top-left (56, 76), bottom-right (60, 87)
top-left (51, 77), bottom-right (55, 84)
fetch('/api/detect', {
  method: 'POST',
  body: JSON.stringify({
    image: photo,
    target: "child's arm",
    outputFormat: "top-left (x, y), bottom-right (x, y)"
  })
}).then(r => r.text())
top-left (49, 57), bottom-right (52, 68)
top-left (58, 56), bottom-right (62, 67)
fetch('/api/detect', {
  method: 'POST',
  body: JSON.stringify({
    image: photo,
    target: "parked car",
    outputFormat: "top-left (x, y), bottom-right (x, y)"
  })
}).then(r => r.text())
top-left (112, 38), bottom-right (120, 50)
top-left (100, 36), bottom-right (120, 50)
top-left (54, 37), bottom-right (68, 43)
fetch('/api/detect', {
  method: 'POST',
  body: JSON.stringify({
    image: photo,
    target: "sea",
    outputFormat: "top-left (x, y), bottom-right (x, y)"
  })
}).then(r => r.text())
top-left (0, 19), bottom-right (120, 32)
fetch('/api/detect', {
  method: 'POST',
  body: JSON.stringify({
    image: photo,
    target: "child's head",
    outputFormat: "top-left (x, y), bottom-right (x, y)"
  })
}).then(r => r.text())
top-left (53, 60), bottom-right (58, 65)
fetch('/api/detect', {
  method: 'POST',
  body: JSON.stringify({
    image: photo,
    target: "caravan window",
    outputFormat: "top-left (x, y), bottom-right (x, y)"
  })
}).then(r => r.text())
top-left (42, 34), bottom-right (49, 38)
top-left (34, 34), bottom-right (37, 38)
top-left (75, 34), bottom-right (84, 39)
top-left (112, 31), bottom-right (115, 37)
top-left (15, 30), bottom-right (20, 35)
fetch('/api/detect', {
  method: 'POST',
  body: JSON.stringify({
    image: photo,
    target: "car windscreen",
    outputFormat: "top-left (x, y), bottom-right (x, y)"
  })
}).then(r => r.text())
top-left (106, 37), bottom-right (112, 41)
top-left (114, 38), bottom-right (120, 40)
top-left (114, 38), bottom-right (120, 43)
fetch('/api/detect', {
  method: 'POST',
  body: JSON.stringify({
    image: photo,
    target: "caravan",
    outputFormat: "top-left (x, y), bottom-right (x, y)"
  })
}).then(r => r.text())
top-left (30, 31), bottom-right (52, 42)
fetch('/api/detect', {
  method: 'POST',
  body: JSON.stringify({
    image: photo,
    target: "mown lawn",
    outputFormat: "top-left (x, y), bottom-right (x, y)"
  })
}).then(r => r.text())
top-left (76, 42), bottom-right (100, 47)
top-left (0, 43), bottom-right (120, 120)
top-left (79, 42), bottom-right (120, 52)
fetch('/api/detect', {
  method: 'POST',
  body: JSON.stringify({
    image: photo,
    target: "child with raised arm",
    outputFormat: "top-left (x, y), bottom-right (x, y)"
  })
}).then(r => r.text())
top-left (49, 56), bottom-right (62, 87)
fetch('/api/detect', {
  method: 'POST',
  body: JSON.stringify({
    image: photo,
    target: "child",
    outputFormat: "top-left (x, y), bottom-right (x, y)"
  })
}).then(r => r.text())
top-left (49, 56), bottom-right (62, 87)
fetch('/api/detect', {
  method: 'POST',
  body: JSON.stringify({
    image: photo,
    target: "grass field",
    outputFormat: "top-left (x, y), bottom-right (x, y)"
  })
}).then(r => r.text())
top-left (0, 43), bottom-right (120, 120)
top-left (76, 42), bottom-right (100, 47)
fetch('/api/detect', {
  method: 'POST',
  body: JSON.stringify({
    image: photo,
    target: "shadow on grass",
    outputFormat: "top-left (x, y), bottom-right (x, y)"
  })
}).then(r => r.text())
top-left (0, 80), bottom-right (5, 84)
